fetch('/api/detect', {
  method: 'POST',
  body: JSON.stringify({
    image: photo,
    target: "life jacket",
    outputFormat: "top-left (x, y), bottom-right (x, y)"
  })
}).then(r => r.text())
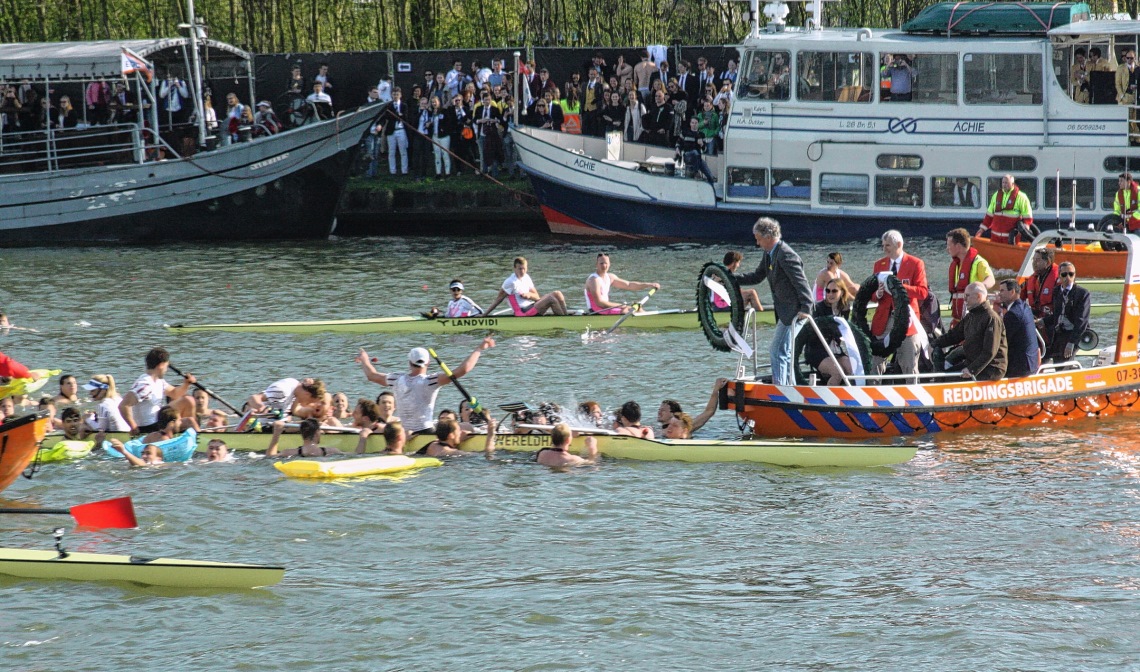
top-left (948, 247), bottom-right (981, 324)
top-left (1115, 181), bottom-right (1140, 231)
top-left (1022, 264), bottom-right (1059, 319)
top-left (981, 186), bottom-right (1032, 243)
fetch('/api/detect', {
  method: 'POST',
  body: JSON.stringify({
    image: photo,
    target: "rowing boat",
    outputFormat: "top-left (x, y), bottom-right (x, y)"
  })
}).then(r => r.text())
top-left (0, 414), bottom-right (52, 494)
top-left (165, 310), bottom-right (717, 334)
top-left (0, 547), bottom-right (284, 589)
top-left (39, 429), bottom-right (914, 467)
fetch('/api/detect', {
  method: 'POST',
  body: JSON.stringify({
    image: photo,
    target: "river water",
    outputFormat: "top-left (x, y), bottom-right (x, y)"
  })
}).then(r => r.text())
top-left (1, 235), bottom-right (1137, 670)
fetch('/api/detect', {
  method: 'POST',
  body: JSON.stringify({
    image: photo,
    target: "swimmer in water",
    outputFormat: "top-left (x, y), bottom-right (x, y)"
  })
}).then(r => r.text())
top-left (535, 423), bottom-right (598, 467)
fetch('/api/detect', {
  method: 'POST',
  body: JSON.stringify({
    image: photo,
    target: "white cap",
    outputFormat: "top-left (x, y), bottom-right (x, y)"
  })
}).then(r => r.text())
top-left (408, 347), bottom-right (430, 367)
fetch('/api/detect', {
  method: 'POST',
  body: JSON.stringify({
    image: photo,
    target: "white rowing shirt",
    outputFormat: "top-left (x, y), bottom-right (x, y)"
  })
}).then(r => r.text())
top-left (91, 396), bottom-right (129, 432)
top-left (584, 272), bottom-right (612, 311)
top-left (129, 374), bottom-right (167, 426)
top-left (447, 296), bottom-right (484, 318)
top-left (385, 372), bottom-right (442, 431)
top-left (264, 377), bottom-right (300, 412)
top-left (502, 272), bottom-right (536, 310)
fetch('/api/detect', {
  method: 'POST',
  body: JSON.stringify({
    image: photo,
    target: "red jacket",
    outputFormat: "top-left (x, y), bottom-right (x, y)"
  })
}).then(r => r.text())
top-left (870, 254), bottom-right (929, 338)
top-left (0, 352), bottom-right (31, 379)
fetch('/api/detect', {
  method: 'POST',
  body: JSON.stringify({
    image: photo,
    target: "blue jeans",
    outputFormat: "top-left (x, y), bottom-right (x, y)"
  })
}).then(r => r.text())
top-left (770, 320), bottom-right (798, 386)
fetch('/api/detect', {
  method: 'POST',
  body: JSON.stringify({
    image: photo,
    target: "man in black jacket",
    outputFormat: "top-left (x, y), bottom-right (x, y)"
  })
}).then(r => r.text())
top-left (932, 282), bottom-right (1008, 381)
top-left (640, 89), bottom-right (673, 146)
top-left (677, 60), bottom-right (701, 105)
top-left (996, 279), bottom-right (1039, 378)
top-left (1046, 262), bottom-right (1091, 362)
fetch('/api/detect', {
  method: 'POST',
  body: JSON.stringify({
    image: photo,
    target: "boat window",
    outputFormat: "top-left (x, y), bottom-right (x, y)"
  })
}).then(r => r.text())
top-left (875, 176), bottom-right (924, 207)
top-left (989, 156), bottom-right (1037, 172)
top-left (820, 173), bottom-right (869, 205)
top-left (1044, 177), bottom-right (1096, 210)
top-left (1102, 178), bottom-right (1118, 210)
top-left (771, 169), bottom-right (811, 199)
top-left (1053, 44), bottom-right (1114, 104)
top-left (931, 176), bottom-right (983, 208)
top-left (796, 52), bottom-right (875, 102)
top-left (964, 53), bottom-right (1042, 105)
top-left (876, 154), bottom-right (922, 170)
top-left (739, 50), bottom-right (792, 101)
top-left (727, 167), bottom-right (769, 199)
top-left (987, 177), bottom-right (1038, 208)
top-left (878, 52), bottom-right (957, 104)
top-left (1104, 156), bottom-right (1140, 172)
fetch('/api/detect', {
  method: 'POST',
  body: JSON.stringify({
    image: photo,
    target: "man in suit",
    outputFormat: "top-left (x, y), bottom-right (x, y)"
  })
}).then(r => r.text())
top-left (1046, 262), bottom-right (1090, 362)
top-left (384, 87), bottom-right (411, 175)
top-left (677, 61), bottom-right (700, 108)
top-left (869, 230), bottom-right (930, 382)
top-left (996, 279), bottom-right (1039, 378)
top-left (733, 217), bottom-right (813, 386)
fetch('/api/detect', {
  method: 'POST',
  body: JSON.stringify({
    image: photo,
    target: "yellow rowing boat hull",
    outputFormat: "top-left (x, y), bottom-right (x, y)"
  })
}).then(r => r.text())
top-left (0, 548), bottom-right (283, 589)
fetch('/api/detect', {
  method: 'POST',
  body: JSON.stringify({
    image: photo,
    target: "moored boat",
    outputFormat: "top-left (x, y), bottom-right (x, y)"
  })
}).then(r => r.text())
top-left (975, 233), bottom-right (1127, 276)
top-left (0, 547), bottom-right (284, 589)
top-left (0, 414), bottom-right (52, 494)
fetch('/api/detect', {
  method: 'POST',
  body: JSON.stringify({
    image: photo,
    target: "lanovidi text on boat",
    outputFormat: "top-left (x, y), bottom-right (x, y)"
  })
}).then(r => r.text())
top-left (942, 376), bottom-right (1075, 404)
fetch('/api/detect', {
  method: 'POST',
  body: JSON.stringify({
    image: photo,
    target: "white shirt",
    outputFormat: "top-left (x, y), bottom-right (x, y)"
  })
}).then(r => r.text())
top-left (264, 378), bottom-right (300, 412)
top-left (502, 272), bottom-right (536, 310)
top-left (476, 67), bottom-right (493, 87)
top-left (129, 374), bottom-right (167, 426)
top-left (90, 396), bottom-right (130, 432)
top-left (306, 91), bottom-right (332, 105)
top-left (447, 296), bottom-right (484, 317)
top-left (376, 80), bottom-right (392, 102)
top-left (384, 372), bottom-right (442, 431)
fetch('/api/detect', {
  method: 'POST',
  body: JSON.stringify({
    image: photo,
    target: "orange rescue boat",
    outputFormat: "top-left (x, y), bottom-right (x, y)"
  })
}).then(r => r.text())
top-left (0, 414), bottom-right (52, 494)
top-left (974, 233), bottom-right (1127, 277)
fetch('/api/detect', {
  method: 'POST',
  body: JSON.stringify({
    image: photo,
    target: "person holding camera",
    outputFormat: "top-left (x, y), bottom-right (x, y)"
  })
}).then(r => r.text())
top-left (887, 54), bottom-right (916, 102)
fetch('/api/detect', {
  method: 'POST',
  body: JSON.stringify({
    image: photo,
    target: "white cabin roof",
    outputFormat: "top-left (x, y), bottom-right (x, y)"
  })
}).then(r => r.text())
top-left (0, 38), bottom-right (250, 81)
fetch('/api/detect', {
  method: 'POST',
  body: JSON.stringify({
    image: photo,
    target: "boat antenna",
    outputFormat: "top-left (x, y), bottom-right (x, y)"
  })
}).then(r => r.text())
top-left (184, 0), bottom-right (208, 148)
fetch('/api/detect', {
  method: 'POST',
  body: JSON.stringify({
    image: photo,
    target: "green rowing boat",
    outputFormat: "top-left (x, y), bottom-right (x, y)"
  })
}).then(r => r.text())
top-left (42, 430), bottom-right (915, 467)
top-left (0, 547), bottom-right (284, 588)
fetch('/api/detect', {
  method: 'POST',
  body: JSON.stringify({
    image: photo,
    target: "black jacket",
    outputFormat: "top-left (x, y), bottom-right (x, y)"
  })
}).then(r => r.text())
top-left (382, 100), bottom-right (413, 136)
top-left (1047, 283), bottom-right (1091, 349)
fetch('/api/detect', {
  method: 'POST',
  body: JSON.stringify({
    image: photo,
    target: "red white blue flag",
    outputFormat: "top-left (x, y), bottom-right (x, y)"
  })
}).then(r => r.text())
top-left (120, 48), bottom-right (153, 82)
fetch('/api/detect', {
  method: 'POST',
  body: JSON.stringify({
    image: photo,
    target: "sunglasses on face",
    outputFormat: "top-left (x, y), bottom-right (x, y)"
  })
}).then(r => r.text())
top-left (825, 289), bottom-right (840, 294)
top-left (1060, 272), bottom-right (1075, 277)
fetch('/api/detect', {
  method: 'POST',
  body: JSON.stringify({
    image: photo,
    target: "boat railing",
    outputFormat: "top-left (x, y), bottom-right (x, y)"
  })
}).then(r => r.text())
top-left (736, 307), bottom-right (762, 380)
top-left (795, 313), bottom-right (854, 386)
top-left (1038, 359), bottom-right (1083, 374)
top-left (139, 127), bottom-right (182, 160)
top-left (0, 123), bottom-right (154, 172)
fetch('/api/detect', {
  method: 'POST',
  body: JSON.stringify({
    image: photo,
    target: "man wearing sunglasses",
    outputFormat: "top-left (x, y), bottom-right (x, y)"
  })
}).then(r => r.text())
top-left (1045, 262), bottom-right (1090, 363)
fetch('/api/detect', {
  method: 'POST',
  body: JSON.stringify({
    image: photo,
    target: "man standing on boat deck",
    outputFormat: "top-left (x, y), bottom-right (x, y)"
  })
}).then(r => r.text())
top-left (1116, 50), bottom-right (1139, 140)
top-left (931, 282), bottom-right (1007, 381)
top-left (356, 338), bottom-right (495, 434)
top-left (1113, 172), bottom-right (1140, 232)
top-left (869, 230), bottom-right (929, 382)
top-left (585, 253), bottom-right (660, 315)
top-left (1045, 262), bottom-right (1090, 363)
top-left (996, 279), bottom-right (1039, 378)
top-left (485, 256), bottom-right (568, 316)
top-left (946, 228), bottom-right (995, 328)
top-left (977, 174), bottom-right (1033, 245)
top-left (886, 54), bottom-right (915, 102)
top-left (733, 218), bottom-right (813, 386)
top-left (1022, 247), bottom-right (1059, 322)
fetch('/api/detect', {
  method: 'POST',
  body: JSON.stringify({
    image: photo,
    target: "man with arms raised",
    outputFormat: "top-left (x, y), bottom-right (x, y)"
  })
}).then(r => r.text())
top-left (119, 347), bottom-right (197, 436)
top-left (869, 230), bottom-right (929, 382)
top-left (732, 217), bottom-right (813, 386)
top-left (977, 174), bottom-right (1033, 245)
top-left (356, 338), bottom-right (495, 435)
top-left (584, 253), bottom-right (660, 315)
top-left (931, 282), bottom-right (1007, 381)
top-left (484, 256), bottom-right (567, 316)
top-left (946, 228), bottom-right (995, 328)
top-left (1045, 262), bottom-right (1090, 363)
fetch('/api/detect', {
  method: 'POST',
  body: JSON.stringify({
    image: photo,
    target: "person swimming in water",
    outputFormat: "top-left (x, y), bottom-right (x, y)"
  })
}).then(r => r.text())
top-left (535, 423), bottom-right (599, 467)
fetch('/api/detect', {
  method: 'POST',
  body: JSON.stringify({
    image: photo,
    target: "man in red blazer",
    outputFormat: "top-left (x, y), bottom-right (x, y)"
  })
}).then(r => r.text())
top-left (870, 230), bottom-right (930, 381)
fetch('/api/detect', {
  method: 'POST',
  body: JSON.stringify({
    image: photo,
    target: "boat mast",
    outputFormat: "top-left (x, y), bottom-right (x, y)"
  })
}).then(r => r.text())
top-left (186, 0), bottom-right (208, 148)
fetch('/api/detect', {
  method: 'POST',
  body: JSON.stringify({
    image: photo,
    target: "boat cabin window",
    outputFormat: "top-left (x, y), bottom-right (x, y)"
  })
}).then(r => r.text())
top-left (772, 168), bottom-right (811, 199)
top-left (989, 155), bottom-right (1037, 172)
top-left (876, 176), bottom-right (923, 207)
top-left (1105, 156), bottom-right (1140, 172)
top-left (931, 176), bottom-right (983, 208)
top-left (796, 52), bottom-right (875, 102)
top-left (987, 177), bottom-right (1038, 208)
top-left (876, 154), bottom-right (922, 170)
top-left (740, 50), bottom-right (792, 100)
top-left (1102, 178), bottom-right (1119, 210)
top-left (964, 53), bottom-right (1042, 105)
top-left (878, 52), bottom-right (957, 104)
top-left (1045, 177), bottom-right (1096, 210)
top-left (1053, 42), bottom-right (1115, 104)
top-left (727, 167), bottom-right (769, 198)
top-left (820, 173), bottom-right (869, 205)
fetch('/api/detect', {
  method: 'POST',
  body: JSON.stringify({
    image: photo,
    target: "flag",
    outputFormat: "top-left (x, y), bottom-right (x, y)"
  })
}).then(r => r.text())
top-left (121, 48), bottom-right (153, 82)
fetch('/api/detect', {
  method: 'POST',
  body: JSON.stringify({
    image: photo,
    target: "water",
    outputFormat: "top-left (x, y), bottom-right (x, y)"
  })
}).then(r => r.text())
top-left (1, 235), bottom-right (1138, 670)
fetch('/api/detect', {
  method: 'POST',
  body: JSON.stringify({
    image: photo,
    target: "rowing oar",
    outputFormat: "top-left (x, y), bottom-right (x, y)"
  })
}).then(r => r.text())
top-left (0, 496), bottom-right (137, 529)
top-left (584, 288), bottom-right (657, 340)
top-left (167, 364), bottom-right (242, 415)
top-left (427, 347), bottom-right (483, 415)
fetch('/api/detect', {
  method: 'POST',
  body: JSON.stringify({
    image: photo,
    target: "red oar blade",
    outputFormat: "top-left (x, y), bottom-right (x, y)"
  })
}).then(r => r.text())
top-left (69, 497), bottom-right (138, 529)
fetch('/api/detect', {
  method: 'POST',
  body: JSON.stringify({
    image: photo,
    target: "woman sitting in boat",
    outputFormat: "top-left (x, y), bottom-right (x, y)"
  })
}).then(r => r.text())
top-left (84, 375), bottom-right (129, 433)
top-left (715, 252), bottom-right (763, 312)
top-left (812, 252), bottom-right (859, 304)
top-left (535, 423), bottom-right (598, 467)
top-left (445, 280), bottom-right (484, 317)
top-left (930, 282), bottom-right (1008, 381)
top-left (805, 280), bottom-right (860, 386)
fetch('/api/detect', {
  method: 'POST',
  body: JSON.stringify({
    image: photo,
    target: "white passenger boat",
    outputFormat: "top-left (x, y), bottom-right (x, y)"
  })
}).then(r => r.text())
top-left (514, 1), bottom-right (1140, 242)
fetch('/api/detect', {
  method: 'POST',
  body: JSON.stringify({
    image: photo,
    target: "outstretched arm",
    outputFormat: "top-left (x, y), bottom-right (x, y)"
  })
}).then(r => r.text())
top-left (609, 275), bottom-right (661, 293)
top-left (690, 378), bottom-right (727, 433)
top-left (484, 289), bottom-right (509, 313)
top-left (440, 337), bottom-right (496, 385)
top-left (483, 416), bottom-right (497, 459)
top-left (356, 348), bottom-right (389, 386)
top-left (108, 439), bottom-right (146, 467)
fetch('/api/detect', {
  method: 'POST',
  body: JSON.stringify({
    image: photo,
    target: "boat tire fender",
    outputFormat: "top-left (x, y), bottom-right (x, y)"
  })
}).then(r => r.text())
top-left (1097, 213), bottom-right (1124, 232)
top-left (1016, 221), bottom-right (1041, 242)
top-left (696, 262), bottom-right (746, 353)
top-left (851, 274), bottom-right (910, 358)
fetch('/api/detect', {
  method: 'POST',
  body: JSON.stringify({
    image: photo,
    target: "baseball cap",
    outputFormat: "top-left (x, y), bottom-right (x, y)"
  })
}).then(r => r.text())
top-left (409, 347), bottom-right (430, 366)
top-left (449, 281), bottom-right (464, 290)
top-left (257, 100), bottom-right (272, 108)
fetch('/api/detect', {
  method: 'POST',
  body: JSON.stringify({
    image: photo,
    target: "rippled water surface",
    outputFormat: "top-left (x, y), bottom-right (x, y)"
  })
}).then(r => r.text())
top-left (1, 235), bottom-right (1138, 670)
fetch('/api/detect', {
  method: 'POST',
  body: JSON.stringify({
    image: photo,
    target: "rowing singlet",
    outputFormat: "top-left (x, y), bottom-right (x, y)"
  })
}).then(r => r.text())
top-left (585, 272), bottom-right (623, 315)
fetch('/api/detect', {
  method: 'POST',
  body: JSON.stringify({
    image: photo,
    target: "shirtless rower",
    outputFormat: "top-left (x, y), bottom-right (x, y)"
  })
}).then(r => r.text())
top-left (614, 401), bottom-right (655, 438)
top-left (416, 416), bottom-right (497, 458)
top-left (204, 439), bottom-right (233, 462)
top-left (119, 347), bottom-right (198, 436)
top-left (484, 257), bottom-right (567, 316)
top-left (375, 391), bottom-right (399, 426)
top-left (357, 338), bottom-right (495, 435)
top-left (535, 423), bottom-right (599, 467)
top-left (584, 253), bottom-right (660, 314)
top-left (266, 418), bottom-right (345, 458)
top-left (657, 379), bottom-right (725, 435)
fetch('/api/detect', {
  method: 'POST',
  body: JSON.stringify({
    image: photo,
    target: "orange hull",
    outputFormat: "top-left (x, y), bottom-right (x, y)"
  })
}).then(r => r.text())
top-left (726, 363), bottom-right (1140, 440)
top-left (0, 414), bottom-right (51, 493)
top-left (975, 236), bottom-right (1127, 278)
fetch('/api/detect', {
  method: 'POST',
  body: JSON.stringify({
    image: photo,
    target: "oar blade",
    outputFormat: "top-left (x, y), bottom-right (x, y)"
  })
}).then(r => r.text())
top-left (69, 497), bottom-right (138, 529)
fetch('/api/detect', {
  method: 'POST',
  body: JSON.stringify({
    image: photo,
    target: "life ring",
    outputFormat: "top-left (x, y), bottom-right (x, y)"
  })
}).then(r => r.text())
top-left (1016, 220), bottom-right (1041, 242)
top-left (793, 314), bottom-right (873, 385)
top-left (851, 273), bottom-right (910, 358)
top-left (1098, 213), bottom-right (1124, 231)
top-left (696, 262), bottom-right (745, 352)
